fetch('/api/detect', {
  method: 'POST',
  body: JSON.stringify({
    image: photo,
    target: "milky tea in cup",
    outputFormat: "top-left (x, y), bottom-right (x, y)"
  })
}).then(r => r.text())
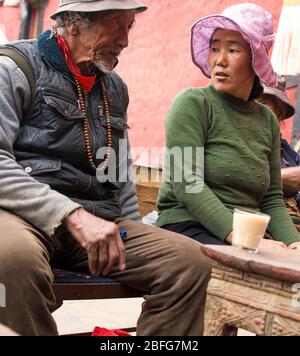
top-left (232, 209), bottom-right (271, 253)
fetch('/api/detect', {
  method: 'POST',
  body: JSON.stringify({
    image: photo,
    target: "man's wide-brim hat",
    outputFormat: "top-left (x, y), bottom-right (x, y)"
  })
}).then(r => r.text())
top-left (262, 83), bottom-right (295, 120)
top-left (51, 0), bottom-right (147, 20)
top-left (191, 3), bottom-right (277, 87)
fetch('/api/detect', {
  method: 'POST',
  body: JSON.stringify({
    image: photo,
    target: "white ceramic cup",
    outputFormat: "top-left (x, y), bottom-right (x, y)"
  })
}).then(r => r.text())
top-left (232, 209), bottom-right (271, 253)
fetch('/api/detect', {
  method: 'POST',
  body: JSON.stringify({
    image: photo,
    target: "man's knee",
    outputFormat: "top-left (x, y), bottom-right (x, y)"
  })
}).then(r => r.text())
top-left (170, 236), bottom-right (213, 281)
top-left (0, 211), bottom-right (51, 279)
top-left (150, 230), bottom-right (213, 292)
top-left (0, 213), bottom-right (56, 336)
top-left (0, 227), bottom-right (54, 317)
top-left (0, 235), bottom-right (50, 279)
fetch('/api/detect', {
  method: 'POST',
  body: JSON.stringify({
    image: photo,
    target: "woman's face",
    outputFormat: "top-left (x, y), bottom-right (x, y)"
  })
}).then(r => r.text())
top-left (208, 29), bottom-right (255, 101)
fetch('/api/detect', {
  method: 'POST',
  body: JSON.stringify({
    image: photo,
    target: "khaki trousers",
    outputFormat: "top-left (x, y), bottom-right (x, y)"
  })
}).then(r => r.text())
top-left (0, 209), bottom-right (212, 336)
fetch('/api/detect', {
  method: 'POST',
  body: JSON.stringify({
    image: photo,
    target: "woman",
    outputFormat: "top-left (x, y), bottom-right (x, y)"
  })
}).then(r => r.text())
top-left (156, 3), bottom-right (300, 250)
top-left (257, 82), bottom-right (300, 226)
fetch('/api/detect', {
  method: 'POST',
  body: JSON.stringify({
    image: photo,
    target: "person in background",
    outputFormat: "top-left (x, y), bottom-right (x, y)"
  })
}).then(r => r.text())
top-left (157, 3), bottom-right (300, 250)
top-left (257, 80), bottom-right (300, 227)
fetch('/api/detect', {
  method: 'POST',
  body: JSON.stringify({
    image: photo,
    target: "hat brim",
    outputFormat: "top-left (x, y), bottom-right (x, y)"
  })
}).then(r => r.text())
top-left (50, 0), bottom-right (147, 20)
top-left (262, 86), bottom-right (295, 120)
top-left (191, 15), bottom-right (277, 87)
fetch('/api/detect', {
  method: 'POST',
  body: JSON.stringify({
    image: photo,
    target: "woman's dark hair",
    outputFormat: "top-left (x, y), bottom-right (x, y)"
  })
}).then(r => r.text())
top-left (248, 75), bottom-right (263, 101)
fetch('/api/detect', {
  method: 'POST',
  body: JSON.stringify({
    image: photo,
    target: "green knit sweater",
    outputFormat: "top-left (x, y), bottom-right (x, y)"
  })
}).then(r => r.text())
top-left (156, 85), bottom-right (300, 245)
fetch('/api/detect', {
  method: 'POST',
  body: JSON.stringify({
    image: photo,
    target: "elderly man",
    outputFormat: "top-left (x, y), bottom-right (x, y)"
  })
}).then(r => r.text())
top-left (0, 0), bottom-right (212, 336)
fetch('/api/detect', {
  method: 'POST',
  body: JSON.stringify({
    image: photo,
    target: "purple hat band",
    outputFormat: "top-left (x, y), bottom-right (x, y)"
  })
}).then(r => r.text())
top-left (191, 12), bottom-right (277, 87)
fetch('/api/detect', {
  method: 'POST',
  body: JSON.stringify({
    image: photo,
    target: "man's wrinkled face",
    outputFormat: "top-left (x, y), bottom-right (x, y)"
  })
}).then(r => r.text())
top-left (79, 10), bottom-right (136, 73)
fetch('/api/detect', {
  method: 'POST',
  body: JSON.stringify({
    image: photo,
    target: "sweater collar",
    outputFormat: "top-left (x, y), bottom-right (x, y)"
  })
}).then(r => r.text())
top-left (209, 85), bottom-right (256, 113)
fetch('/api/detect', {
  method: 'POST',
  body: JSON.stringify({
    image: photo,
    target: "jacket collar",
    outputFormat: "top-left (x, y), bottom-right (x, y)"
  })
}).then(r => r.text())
top-left (37, 30), bottom-right (71, 78)
top-left (37, 30), bottom-right (108, 80)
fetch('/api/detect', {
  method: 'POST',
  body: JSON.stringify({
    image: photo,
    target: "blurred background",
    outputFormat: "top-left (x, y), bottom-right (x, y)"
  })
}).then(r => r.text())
top-left (0, 0), bottom-right (299, 167)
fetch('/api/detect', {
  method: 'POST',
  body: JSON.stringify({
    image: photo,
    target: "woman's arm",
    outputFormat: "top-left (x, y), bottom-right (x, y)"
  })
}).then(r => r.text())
top-left (260, 117), bottom-right (300, 245)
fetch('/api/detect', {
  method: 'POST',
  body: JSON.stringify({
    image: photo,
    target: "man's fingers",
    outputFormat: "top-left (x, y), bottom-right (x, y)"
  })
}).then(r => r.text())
top-left (102, 239), bottom-right (120, 276)
top-left (116, 234), bottom-right (126, 272)
top-left (88, 244), bottom-right (100, 276)
top-left (97, 241), bottom-right (109, 276)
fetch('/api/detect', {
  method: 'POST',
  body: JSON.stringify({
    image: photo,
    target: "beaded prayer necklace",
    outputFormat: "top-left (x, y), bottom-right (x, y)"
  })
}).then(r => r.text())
top-left (73, 76), bottom-right (112, 171)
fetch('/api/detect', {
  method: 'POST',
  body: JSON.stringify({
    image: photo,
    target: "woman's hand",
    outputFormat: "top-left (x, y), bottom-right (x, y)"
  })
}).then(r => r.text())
top-left (225, 232), bottom-right (233, 244)
top-left (288, 241), bottom-right (300, 251)
top-left (259, 239), bottom-right (287, 250)
top-left (65, 208), bottom-right (126, 276)
top-left (225, 232), bottom-right (287, 250)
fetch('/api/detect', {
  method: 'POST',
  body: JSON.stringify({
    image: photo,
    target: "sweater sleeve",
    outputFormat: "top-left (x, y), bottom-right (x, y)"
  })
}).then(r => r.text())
top-left (0, 56), bottom-right (80, 236)
top-left (165, 89), bottom-right (233, 241)
top-left (260, 114), bottom-right (300, 245)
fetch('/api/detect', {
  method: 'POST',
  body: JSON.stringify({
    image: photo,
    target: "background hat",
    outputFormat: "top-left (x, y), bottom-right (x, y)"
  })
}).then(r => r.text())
top-left (191, 3), bottom-right (277, 87)
top-left (51, 0), bottom-right (147, 20)
top-left (261, 81), bottom-right (295, 119)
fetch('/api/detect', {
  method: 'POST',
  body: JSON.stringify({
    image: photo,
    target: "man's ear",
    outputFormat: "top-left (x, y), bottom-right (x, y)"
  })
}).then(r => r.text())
top-left (67, 24), bottom-right (79, 36)
top-left (64, 14), bottom-right (80, 36)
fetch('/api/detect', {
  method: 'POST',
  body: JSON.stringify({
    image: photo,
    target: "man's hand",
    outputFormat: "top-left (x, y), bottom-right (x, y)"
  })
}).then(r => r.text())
top-left (65, 208), bottom-right (126, 276)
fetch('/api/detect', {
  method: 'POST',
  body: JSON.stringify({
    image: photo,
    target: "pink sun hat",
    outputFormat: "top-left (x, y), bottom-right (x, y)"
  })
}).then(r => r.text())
top-left (191, 3), bottom-right (277, 87)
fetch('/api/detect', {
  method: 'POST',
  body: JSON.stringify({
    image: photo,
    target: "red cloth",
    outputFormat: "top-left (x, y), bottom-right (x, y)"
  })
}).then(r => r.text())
top-left (56, 34), bottom-right (96, 92)
top-left (92, 327), bottom-right (132, 337)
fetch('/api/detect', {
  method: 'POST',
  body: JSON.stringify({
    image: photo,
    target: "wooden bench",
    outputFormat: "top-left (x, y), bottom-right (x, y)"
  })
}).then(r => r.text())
top-left (52, 269), bottom-right (143, 336)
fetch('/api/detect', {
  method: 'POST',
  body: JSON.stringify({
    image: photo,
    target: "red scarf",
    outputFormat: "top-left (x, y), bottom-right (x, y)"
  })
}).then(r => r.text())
top-left (92, 327), bottom-right (131, 337)
top-left (56, 34), bottom-right (96, 93)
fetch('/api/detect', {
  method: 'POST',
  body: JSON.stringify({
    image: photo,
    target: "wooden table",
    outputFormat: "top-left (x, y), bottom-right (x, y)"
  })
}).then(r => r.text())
top-left (201, 245), bottom-right (300, 336)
